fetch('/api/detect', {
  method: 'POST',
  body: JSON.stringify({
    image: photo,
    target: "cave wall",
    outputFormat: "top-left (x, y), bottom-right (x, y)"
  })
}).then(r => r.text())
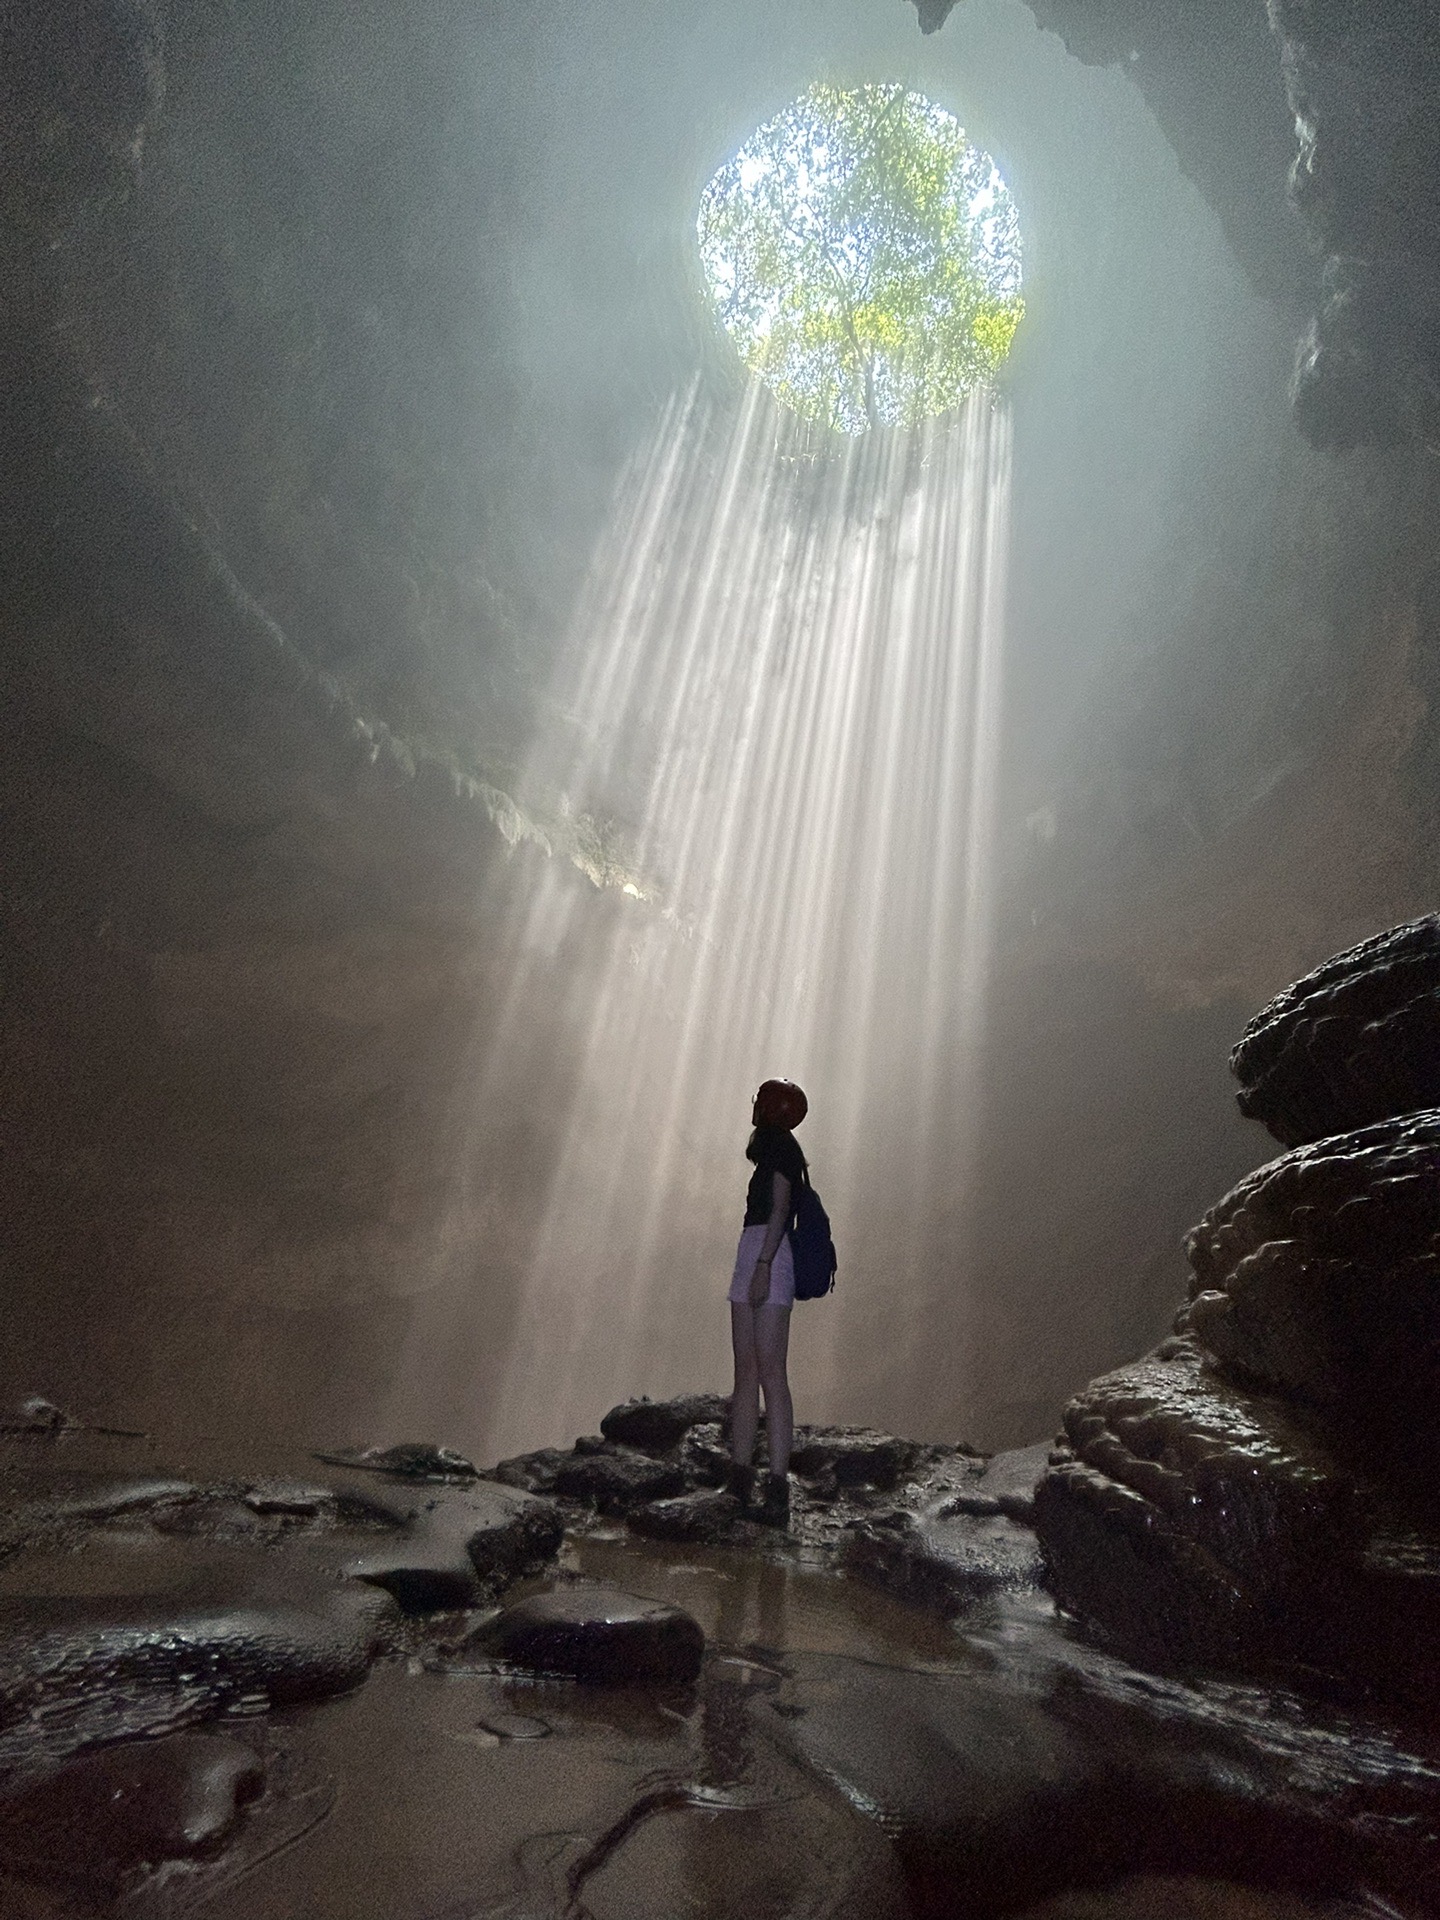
top-left (4, 0), bottom-right (1440, 1456)
top-left (920, 0), bottom-right (1440, 452)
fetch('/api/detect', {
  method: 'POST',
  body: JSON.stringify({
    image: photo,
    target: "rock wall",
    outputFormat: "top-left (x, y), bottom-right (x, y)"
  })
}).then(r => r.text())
top-left (0, 360), bottom-right (612, 1443)
top-left (917, 0), bottom-right (1440, 451)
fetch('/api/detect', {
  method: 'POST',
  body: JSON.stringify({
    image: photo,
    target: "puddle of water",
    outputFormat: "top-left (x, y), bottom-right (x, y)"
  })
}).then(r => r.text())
top-left (562, 1530), bottom-right (981, 1668)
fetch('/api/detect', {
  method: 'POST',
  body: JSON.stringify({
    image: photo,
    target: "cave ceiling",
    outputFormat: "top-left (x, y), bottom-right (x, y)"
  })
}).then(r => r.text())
top-left (918, 0), bottom-right (1440, 450)
top-left (4, 0), bottom-right (1439, 860)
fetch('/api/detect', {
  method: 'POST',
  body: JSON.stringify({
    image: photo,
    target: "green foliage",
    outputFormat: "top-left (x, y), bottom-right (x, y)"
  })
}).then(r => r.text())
top-left (699, 84), bottom-right (1024, 435)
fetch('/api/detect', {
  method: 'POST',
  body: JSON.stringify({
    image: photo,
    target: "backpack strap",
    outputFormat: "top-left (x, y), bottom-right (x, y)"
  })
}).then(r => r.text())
top-left (789, 1158), bottom-right (811, 1228)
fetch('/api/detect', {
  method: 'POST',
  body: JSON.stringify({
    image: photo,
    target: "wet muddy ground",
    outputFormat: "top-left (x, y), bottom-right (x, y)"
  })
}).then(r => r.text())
top-left (0, 1422), bottom-right (1434, 1919)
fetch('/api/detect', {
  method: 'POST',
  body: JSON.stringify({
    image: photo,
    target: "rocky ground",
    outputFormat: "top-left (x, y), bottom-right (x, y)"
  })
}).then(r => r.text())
top-left (0, 1388), bottom-right (1436, 1920)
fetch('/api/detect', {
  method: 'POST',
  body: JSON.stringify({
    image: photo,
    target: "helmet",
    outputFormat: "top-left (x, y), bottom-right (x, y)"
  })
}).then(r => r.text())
top-left (753, 1078), bottom-right (808, 1129)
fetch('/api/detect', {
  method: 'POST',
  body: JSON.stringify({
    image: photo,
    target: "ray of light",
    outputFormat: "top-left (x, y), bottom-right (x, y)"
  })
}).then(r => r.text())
top-left (387, 378), bottom-right (1012, 1463)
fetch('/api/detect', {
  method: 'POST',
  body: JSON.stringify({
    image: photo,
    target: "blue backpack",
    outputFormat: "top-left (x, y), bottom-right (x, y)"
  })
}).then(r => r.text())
top-left (789, 1169), bottom-right (837, 1300)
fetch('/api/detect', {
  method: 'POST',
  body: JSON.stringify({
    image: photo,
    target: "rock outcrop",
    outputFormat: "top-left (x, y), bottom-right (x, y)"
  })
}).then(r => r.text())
top-left (1230, 915), bottom-right (1440, 1146)
top-left (1278, 1), bottom-right (1440, 449)
top-left (1036, 916), bottom-right (1440, 1704)
top-left (1034, 1336), bottom-right (1366, 1672)
top-left (0, 1735), bottom-right (263, 1899)
top-left (1184, 1108), bottom-right (1440, 1459)
top-left (494, 1399), bottom-right (1034, 1604)
top-left (7, 1391), bottom-right (1440, 1914)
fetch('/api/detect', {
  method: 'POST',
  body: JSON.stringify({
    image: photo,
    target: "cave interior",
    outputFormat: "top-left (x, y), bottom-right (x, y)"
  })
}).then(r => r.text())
top-left (5, 0), bottom-right (1440, 1915)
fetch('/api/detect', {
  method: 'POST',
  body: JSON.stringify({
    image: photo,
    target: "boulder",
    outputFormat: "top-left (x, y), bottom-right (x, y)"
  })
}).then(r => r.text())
top-left (1037, 1335), bottom-right (1352, 1626)
top-left (552, 1445), bottom-right (687, 1513)
top-left (1028, 1336), bottom-right (1428, 1678)
top-left (944, 1443), bottom-right (1053, 1522)
top-left (459, 1484), bottom-right (565, 1588)
top-left (1033, 922), bottom-right (1440, 1702)
top-left (1229, 915), bottom-right (1440, 1146)
top-left (488, 1446), bottom-right (571, 1495)
top-left (1182, 1108), bottom-right (1440, 1458)
top-left (846, 1506), bottom-right (1043, 1615)
top-left (789, 1427), bottom-right (926, 1493)
top-left (468, 1581), bottom-right (705, 1685)
top-left (626, 1489), bottom-right (744, 1544)
top-left (344, 1482), bottom-right (562, 1614)
top-left (0, 1734), bottom-right (262, 1892)
top-left (600, 1394), bottom-right (729, 1453)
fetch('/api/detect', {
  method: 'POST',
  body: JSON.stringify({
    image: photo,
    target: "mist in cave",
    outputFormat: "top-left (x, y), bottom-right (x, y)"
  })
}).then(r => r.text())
top-left (6, 0), bottom-right (1403, 1459)
top-left (392, 376), bottom-right (1011, 1461)
top-left (355, 0), bottom-right (1306, 1460)
top-left (6, 0), bottom-right (1440, 1908)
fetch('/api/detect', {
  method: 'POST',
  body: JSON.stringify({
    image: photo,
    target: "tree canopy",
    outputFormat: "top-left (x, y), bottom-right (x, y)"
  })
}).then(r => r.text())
top-left (698, 84), bottom-right (1024, 435)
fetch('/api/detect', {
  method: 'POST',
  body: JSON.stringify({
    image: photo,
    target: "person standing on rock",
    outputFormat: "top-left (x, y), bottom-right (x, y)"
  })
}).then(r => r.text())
top-left (727, 1078), bottom-right (808, 1526)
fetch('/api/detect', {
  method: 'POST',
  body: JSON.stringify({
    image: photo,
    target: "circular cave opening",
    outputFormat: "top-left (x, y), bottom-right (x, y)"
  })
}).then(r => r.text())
top-left (697, 82), bottom-right (1024, 436)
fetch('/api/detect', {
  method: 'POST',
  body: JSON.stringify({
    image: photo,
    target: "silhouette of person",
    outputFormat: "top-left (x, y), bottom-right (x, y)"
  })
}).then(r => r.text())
top-left (726, 1078), bottom-right (808, 1526)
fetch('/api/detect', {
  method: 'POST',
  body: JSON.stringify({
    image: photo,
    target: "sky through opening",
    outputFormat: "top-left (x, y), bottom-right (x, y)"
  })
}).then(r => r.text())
top-left (699, 83), bottom-right (1024, 435)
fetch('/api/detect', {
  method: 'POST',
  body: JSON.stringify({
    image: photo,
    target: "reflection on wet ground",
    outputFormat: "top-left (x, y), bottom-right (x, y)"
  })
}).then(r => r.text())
top-left (0, 1428), bottom-right (1431, 1920)
top-left (149, 1547), bottom-right (927, 1920)
top-left (564, 1526), bottom-right (979, 1670)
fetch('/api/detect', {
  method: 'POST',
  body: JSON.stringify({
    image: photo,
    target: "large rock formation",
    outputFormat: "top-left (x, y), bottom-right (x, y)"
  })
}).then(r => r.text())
top-left (1036, 916), bottom-right (1440, 1704)
top-left (1278, 0), bottom-right (1440, 448)
top-left (1230, 915), bottom-right (1440, 1147)
top-left (1186, 1109), bottom-right (1440, 1461)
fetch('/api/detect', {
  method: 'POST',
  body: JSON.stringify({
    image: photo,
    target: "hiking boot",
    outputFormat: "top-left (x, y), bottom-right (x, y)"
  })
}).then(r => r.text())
top-left (757, 1472), bottom-right (790, 1529)
top-left (724, 1461), bottom-right (756, 1511)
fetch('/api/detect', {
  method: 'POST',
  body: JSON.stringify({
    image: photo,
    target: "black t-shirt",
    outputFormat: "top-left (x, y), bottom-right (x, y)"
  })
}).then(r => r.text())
top-left (743, 1126), bottom-right (807, 1228)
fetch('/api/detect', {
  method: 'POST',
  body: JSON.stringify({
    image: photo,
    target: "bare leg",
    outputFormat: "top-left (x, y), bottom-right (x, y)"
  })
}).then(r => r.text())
top-left (755, 1304), bottom-right (793, 1477)
top-left (729, 1302), bottom-right (760, 1468)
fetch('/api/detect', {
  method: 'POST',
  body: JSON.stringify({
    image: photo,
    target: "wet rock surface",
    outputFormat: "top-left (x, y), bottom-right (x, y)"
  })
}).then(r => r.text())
top-left (766, 1598), bottom-right (1440, 1917)
top-left (1035, 1337), bottom-right (1363, 1673)
top-left (465, 1581), bottom-right (706, 1687)
top-left (845, 1506), bottom-right (1045, 1615)
top-left (0, 1424), bottom-right (563, 1789)
top-left (498, 1401), bottom-right (1000, 1610)
top-left (3, 1398), bottom-right (1440, 1916)
top-left (552, 1445), bottom-right (689, 1514)
top-left (1037, 920), bottom-right (1440, 1714)
top-left (345, 1480), bottom-right (564, 1614)
top-left (626, 1487), bottom-right (744, 1544)
top-left (314, 1442), bottom-right (480, 1481)
top-left (1230, 915), bottom-right (1440, 1147)
top-left (1184, 1107), bottom-right (1440, 1453)
top-left (947, 1441), bottom-right (1054, 1522)
top-left (600, 1393), bottom-right (730, 1453)
top-left (790, 1426), bottom-right (929, 1493)
top-left (0, 1734), bottom-right (263, 1893)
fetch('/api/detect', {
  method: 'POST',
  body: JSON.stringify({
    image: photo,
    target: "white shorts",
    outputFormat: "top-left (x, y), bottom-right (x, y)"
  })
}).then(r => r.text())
top-left (728, 1223), bottom-right (795, 1307)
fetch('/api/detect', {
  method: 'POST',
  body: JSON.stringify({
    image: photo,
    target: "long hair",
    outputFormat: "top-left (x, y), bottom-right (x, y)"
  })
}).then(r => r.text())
top-left (746, 1123), bottom-right (808, 1172)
